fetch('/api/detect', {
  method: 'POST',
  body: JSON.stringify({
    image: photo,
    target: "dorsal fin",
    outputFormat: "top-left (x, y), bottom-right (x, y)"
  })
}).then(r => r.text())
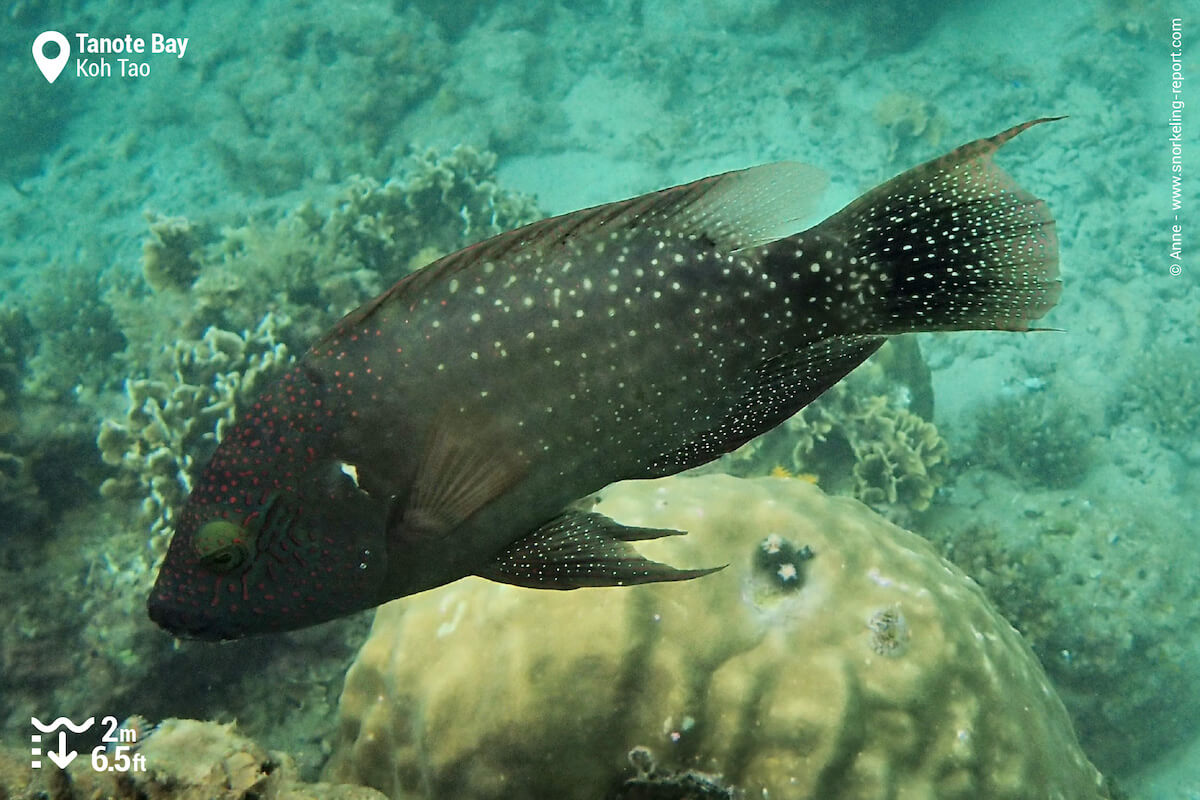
top-left (678, 161), bottom-right (829, 250)
top-left (326, 161), bottom-right (829, 340)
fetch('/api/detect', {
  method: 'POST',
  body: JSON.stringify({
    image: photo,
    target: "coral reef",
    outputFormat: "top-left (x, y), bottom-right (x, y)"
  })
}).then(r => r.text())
top-left (618, 746), bottom-right (737, 800)
top-left (925, 469), bottom-right (1200, 776)
top-left (143, 213), bottom-right (206, 292)
top-left (0, 719), bottom-right (386, 800)
top-left (717, 339), bottom-right (947, 523)
top-left (0, 307), bottom-right (44, 530)
top-left (970, 391), bottom-right (1094, 488)
top-left (97, 313), bottom-right (292, 539)
top-left (21, 263), bottom-right (130, 399)
top-left (111, 145), bottom-right (541, 363)
top-left (323, 475), bottom-right (1109, 800)
top-left (872, 92), bottom-right (950, 164)
top-left (1121, 339), bottom-right (1200, 446)
top-left (198, 3), bottom-right (450, 194)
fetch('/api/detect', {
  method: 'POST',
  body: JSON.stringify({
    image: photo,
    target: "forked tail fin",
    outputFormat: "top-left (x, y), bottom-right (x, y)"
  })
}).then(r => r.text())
top-left (818, 117), bottom-right (1063, 334)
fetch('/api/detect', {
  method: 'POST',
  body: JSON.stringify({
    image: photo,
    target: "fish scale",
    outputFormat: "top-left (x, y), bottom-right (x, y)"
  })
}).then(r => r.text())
top-left (150, 118), bottom-right (1062, 639)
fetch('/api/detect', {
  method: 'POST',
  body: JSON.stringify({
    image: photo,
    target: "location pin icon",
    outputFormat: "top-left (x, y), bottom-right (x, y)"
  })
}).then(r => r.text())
top-left (32, 31), bottom-right (70, 84)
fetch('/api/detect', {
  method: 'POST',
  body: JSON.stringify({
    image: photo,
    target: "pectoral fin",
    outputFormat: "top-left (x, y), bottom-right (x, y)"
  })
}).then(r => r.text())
top-left (400, 410), bottom-right (524, 538)
top-left (476, 510), bottom-right (724, 590)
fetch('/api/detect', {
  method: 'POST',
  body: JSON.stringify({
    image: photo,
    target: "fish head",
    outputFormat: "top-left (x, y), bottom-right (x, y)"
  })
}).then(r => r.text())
top-left (148, 386), bottom-right (390, 640)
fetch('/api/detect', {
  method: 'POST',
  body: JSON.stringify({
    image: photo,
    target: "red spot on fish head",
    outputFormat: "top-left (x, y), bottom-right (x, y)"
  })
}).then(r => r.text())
top-left (147, 366), bottom-right (389, 640)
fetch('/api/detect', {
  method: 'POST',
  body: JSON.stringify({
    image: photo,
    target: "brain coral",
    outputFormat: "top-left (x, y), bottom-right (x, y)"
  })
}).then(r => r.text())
top-left (323, 475), bottom-right (1109, 800)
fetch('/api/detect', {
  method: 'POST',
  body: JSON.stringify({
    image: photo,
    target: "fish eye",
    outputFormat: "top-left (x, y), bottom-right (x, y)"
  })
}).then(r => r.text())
top-left (195, 520), bottom-right (251, 573)
top-left (200, 544), bottom-right (248, 573)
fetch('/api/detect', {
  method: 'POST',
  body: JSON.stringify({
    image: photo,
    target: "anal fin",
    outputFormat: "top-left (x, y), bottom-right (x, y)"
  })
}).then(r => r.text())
top-left (476, 510), bottom-right (723, 590)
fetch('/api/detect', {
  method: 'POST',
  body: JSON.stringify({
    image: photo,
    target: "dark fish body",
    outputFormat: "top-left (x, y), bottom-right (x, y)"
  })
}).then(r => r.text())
top-left (149, 119), bottom-right (1061, 639)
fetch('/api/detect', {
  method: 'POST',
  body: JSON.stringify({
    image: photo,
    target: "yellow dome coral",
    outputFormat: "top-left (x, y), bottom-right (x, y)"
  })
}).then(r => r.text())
top-left (324, 475), bottom-right (1109, 800)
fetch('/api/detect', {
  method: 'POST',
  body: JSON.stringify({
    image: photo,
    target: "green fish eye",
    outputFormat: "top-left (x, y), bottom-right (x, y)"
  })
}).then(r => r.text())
top-left (195, 520), bottom-right (252, 573)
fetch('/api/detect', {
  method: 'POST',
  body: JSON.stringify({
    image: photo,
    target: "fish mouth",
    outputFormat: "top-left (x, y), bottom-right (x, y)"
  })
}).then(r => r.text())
top-left (147, 594), bottom-right (230, 641)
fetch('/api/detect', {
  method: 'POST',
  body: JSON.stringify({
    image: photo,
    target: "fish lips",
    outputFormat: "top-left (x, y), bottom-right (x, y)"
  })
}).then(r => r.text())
top-left (147, 592), bottom-right (235, 641)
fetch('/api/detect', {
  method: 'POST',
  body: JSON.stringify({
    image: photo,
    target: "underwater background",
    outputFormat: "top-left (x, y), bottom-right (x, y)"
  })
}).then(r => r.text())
top-left (0, 0), bottom-right (1195, 797)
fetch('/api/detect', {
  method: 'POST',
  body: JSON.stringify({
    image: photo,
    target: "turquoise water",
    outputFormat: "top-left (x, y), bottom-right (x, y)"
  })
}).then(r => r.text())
top-left (1, 0), bottom-right (1194, 797)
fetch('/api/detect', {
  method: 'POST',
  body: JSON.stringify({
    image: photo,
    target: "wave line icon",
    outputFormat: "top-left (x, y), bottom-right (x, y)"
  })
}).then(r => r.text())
top-left (30, 717), bottom-right (95, 734)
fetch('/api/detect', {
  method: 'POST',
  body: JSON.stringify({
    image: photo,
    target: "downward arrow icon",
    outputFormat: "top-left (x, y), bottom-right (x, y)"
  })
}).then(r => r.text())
top-left (46, 732), bottom-right (76, 769)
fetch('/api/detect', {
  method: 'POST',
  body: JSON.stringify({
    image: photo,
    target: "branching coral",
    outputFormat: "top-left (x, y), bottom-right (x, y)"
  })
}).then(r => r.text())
top-left (143, 212), bottom-right (205, 291)
top-left (718, 340), bottom-right (948, 522)
top-left (97, 313), bottom-right (291, 538)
